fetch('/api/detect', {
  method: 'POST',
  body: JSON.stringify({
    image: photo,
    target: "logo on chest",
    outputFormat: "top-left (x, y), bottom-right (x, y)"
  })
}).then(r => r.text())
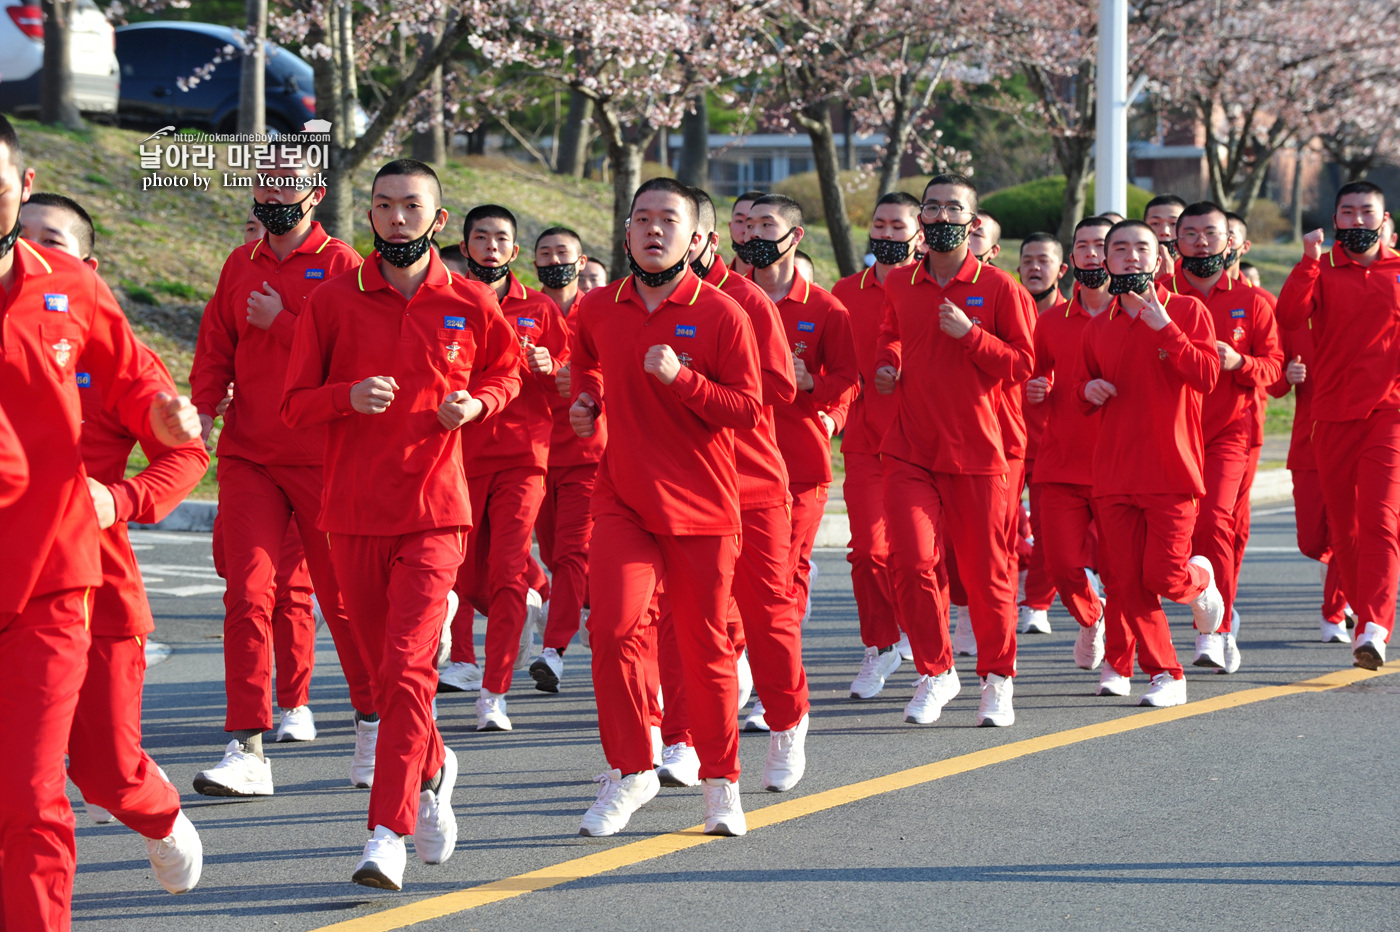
top-left (675, 324), bottom-right (696, 338)
top-left (304, 269), bottom-right (325, 280)
top-left (446, 340), bottom-right (462, 363)
top-left (1158, 348), bottom-right (1169, 361)
top-left (677, 352), bottom-right (693, 369)
top-left (53, 338), bottom-right (73, 369)
top-left (44, 293), bottom-right (68, 313)
top-left (793, 340), bottom-right (809, 357)
top-left (1232, 324), bottom-right (1245, 343)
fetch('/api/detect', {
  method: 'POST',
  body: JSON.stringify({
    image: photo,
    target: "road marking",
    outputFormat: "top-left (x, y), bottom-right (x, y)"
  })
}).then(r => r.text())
top-left (128, 530), bottom-right (213, 544)
top-left (308, 664), bottom-right (1394, 932)
top-left (145, 584), bottom-right (225, 597)
top-left (1251, 504), bottom-right (1296, 517)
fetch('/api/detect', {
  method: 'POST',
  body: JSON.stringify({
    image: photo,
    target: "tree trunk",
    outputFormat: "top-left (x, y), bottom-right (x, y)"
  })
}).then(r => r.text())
top-left (556, 90), bottom-right (593, 177)
top-left (39, 1), bottom-right (82, 130)
top-left (412, 64), bottom-right (446, 167)
top-left (237, 0), bottom-right (267, 135)
top-left (606, 138), bottom-right (644, 279)
top-left (877, 99), bottom-right (911, 200)
top-left (676, 94), bottom-right (708, 188)
top-left (799, 103), bottom-right (859, 278)
top-left (1057, 136), bottom-right (1093, 247)
top-left (308, 6), bottom-right (354, 239)
top-left (842, 101), bottom-right (856, 171)
top-left (1289, 141), bottom-right (1304, 243)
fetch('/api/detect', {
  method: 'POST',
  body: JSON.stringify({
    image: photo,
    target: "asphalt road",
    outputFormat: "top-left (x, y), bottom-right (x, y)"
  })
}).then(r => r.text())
top-left (69, 507), bottom-right (1400, 931)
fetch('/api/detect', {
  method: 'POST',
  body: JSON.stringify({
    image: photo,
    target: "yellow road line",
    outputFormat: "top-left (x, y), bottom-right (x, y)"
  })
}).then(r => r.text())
top-left (312, 664), bottom-right (1392, 932)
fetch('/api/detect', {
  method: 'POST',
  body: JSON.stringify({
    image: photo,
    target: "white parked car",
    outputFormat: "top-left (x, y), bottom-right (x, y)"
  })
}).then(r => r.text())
top-left (0, 0), bottom-right (120, 116)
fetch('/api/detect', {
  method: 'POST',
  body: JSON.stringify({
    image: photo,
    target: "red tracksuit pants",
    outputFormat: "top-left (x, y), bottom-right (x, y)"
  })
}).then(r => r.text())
top-left (1020, 468), bottom-right (1056, 611)
top-left (788, 482), bottom-right (828, 615)
top-left (536, 463), bottom-right (597, 651)
top-left (1231, 441), bottom-right (1263, 598)
top-left (0, 587), bottom-right (90, 932)
top-left (843, 452), bottom-right (902, 649)
top-left (1191, 420), bottom-right (1251, 634)
top-left (451, 467), bottom-right (547, 694)
top-left (883, 456), bottom-right (1017, 679)
top-left (588, 511), bottom-right (740, 780)
top-left (1312, 410), bottom-right (1400, 639)
top-left (217, 457), bottom-right (374, 729)
top-left (1292, 467), bottom-right (1349, 622)
top-left (1094, 494), bottom-right (1210, 680)
top-left (1036, 482), bottom-right (1105, 629)
top-left (329, 528), bottom-right (460, 836)
top-left (67, 634), bottom-right (181, 841)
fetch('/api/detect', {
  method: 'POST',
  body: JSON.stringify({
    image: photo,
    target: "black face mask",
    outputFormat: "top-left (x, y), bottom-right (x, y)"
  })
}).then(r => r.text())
top-left (870, 236), bottom-right (914, 266)
top-left (689, 251), bottom-right (714, 281)
top-left (1108, 271), bottom-right (1155, 295)
top-left (731, 239), bottom-right (751, 264)
top-left (1031, 284), bottom-right (1059, 303)
top-left (0, 214), bottom-right (20, 262)
top-left (745, 228), bottom-right (796, 269)
top-left (1162, 239), bottom-right (1180, 260)
top-left (922, 220), bottom-right (971, 253)
top-left (627, 242), bottom-right (688, 287)
top-left (1224, 247), bottom-right (1240, 268)
top-left (466, 254), bottom-right (511, 284)
top-left (1072, 264), bottom-right (1110, 290)
top-left (252, 191), bottom-right (314, 236)
top-left (1335, 225), bottom-right (1381, 254)
top-left (536, 262), bottom-right (577, 289)
top-left (1179, 249), bottom-right (1227, 278)
top-left (374, 210), bottom-right (442, 269)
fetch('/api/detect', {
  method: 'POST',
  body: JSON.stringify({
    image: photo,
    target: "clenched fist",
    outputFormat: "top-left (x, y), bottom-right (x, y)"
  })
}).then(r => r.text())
top-left (437, 389), bottom-right (483, 430)
top-left (643, 344), bottom-right (681, 385)
top-left (1302, 228), bottom-right (1325, 262)
top-left (151, 391), bottom-right (201, 445)
top-left (87, 476), bottom-right (116, 530)
top-left (571, 392), bottom-right (600, 438)
top-left (938, 298), bottom-right (973, 338)
top-left (794, 355), bottom-right (815, 392)
top-left (1286, 355), bottom-right (1306, 385)
top-left (246, 281), bottom-right (283, 330)
top-left (1026, 376), bottom-right (1049, 404)
top-left (1083, 379), bottom-right (1117, 406)
top-left (351, 376), bottom-right (398, 414)
top-left (874, 365), bottom-right (899, 395)
top-left (524, 342), bottom-right (554, 374)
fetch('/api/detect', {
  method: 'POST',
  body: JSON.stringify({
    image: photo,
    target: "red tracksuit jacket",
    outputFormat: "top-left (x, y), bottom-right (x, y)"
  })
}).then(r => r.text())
top-left (832, 266), bottom-right (901, 457)
top-left (460, 274), bottom-right (569, 478)
top-left (1078, 284), bottom-right (1219, 497)
top-left (1031, 293), bottom-right (1099, 487)
top-left (79, 342), bottom-right (209, 636)
top-left (705, 257), bottom-right (795, 509)
top-left (876, 252), bottom-right (1036, 475)
top-left (1276, 243), bottom-right (1400, 423)
top-left (547, 301), bottom-right (607, 468)
top-left (190, 223), bottom-right (361, 466)
top-left (1268, 323), bottom-right (1319, 472)
top-left (571, 270), bottom-right (763, 536)
top-left (281, 251), bottom-right (523, 536)
top-left (0, 240), bottom-right (170, 613)
top-left (0, 401), bottom-right (25, 507)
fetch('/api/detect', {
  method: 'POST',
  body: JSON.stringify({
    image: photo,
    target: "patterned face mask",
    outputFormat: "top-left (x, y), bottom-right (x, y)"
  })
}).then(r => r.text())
top-left (1334, 225), bottom-right (1381, 253)
top-left (374, 209), bottom-right (443, 268)
top-left (744, 228), bottom-right (796, 269)
top-left (1107, 270), bottom-right (1155, 295)
top-left (1072, 264), bottom-right (1109, 290)
top-left (870, 235), bottom-right (914, 265)
top-left (1179, 249), bottom-right (1227, 278)
top-left (252, 191), bottom-right (314, 236)
top-left (536, 262), bottom-right (577, 289)
top-left (921, 219), bottom-right (971, 253)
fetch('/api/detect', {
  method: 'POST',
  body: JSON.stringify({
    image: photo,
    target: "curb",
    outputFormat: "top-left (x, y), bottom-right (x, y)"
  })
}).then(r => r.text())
top-left (133, 499), bottom-right (217, 533)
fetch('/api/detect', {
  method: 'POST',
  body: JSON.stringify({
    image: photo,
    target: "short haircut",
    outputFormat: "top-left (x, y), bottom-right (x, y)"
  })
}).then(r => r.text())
top-left (1105, 219), bottom-right (1157, 249)
top-left (796, 249), bottom-right (813, 264)
top-left (1074, 215), bottom-right (1114, 237)
top-left (1239, 260), bottom-right (1256, 272)
top-left (1020, 231), bottom-right (1062, 257)
top-left (875, 191), bottom-right (921, 217)
top-left (373, 158), bottom-right (442, 208)
top-left (463, 204), bottom-right (518, 241)
top-left (922, 172), bottom-right (978, 213)
top-left (691, 187), bottom-right (718, 235)
top-left (26, 191), bottom-right (95, 259)
top-left (977, 209), bottom-right (1002, 245)
top-left (630, 177), bottom-right (698, 225)
top-left (1179, 201), bottom-right (1228, 225)
top-left (535, 225), bottom-right (582, 251)
top-left (1224, 211), bottom-right (1247, 234)
top-left (750, 194), bottom-right (803, 229)
top-left (1335, 180), bottom-right (1385, 211)
top-left (0, 114), bottom-right (23, 179)
top-left (1144, 193), bottom-right (1187, 213)
top-left (436, 241), bottom-right (463, 257)
top-left (734, 190), bottom-right (767, 207)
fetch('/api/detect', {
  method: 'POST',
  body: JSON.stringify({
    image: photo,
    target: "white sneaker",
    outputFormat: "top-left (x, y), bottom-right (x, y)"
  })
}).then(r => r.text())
top-left (1074, 619), bottom-right (1105, 670)
top-left (650, 725), bottom-right (663, 767)
top-left (353, 825), bottom-right (406, 890)
top-left (1344, 604), bottom-right (1358, 629)
top-left (656, 743), bottom-right (701, 787)
top-left (193, 740), bottom-right (273, 796)
top-left (802, 561), bottom-right (819, 626)
top-left (275, 705), bottom-right (316, 742)
top-left (896, 631), bottom-right (913, 661)
top-left (1354, 622), bottom-right (1389, 670)
top-left (763, 713), bottom-right (809, 792)
top-left (1018, 606), bottom-right (1051, 634)
top-left (850, 646), bottom-right (902, 699)
top-left (438, 660), bottom-right (483, 693)
top-left (84, 799), bottom-right (114, 824)
top-left (1321, 618), bottom-right (1352, 644)
top-left (1187, 556), bottom-right (1224, 633)
top-left (1086, 567), bottom-right (1104, 601)
top-left (1231, 605), bottom-right (1241, 634)
top-left (904, 668), bottom-right (961, 724)
top-left (351, 717), bottom-right (378, 788)
top-left (437, 590), bottom-right (459, 668)
top-left (476, 690), bottom-right (512, 731)
top-left (413, 748), bottom-right (458, 864)
top-left (977, 674), bottom-right (1014, 727)
top-left (736, 649), bottom-right (753, 710)
top-left (1139, 672), bottom-right (1187, 707)
top-left (1192, 633), bottom-right (1225, 669)
top-left (529, 647), bottom-right (564, 693)
top-left (579, 769), bottom-right (660, 836)
top-left (517, 589), bottom-right (544, 671)
top-left (146, 810), bottom-right (202, 894)
top-left (579, 609), bottom-right (591, 649)
top-left (1221, 633), bottom-right (1241, 674)
top-left (744, 698), bottom-right (770, 732)
top-left (312, 593), bottom-right (325, 633)
top-left (952, 605), bottom-right (977, 656)
top-left (702, 778), bottom-right (747, 836)
top-left (1097, 666), bottom-right (1131, 697)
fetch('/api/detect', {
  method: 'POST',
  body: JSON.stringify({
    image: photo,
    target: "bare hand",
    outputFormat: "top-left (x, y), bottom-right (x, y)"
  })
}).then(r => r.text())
top-left (215, 382), bottom-right (233, 417)
top-left (1217, 341), bottom-right (1243, 371)
top-left (1302, 228), bottom-right (1325, 262)
top-left (437, 389), bottom-right (483, 430)
top-left (794, 356), bottom-right (815, 392)
top-left (571, 392), bottom-right (599, 438)
top-left (1026, 376), bottom-right (1050, 404)
top-left (151, 391), bottom-right (201, 445)
top-left (1120, 288), bottom-right (1170, 331)
top-left (818, 411), bottom-right (835, 438)
top-left (351, 376), bottom-right (399, 414)
top-left (1158, 243), bottom-right (1175, 274)
top-left (87, 476), bottom-right (116, 530)
top-left (874, 365), bottom-right (899, 395)
top-left (525, 342), bottom-right (554, 375)
top-left (246, 281), bottom-right (283, 330)
top-left (1084, 379), bottom-right (1118, 406)
top-left (199, 413), bottom-right (215, 450)
top-left (1286, 355), bottom-right (1306, 385)
top-left (643, 344), bottom-right (681, 385)
top-left (938, 299), bottom-right (974, 338)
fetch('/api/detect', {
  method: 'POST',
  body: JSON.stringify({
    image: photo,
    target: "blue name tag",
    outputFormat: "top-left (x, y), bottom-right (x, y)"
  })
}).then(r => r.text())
top-left (675, 324), bottom-right (696, 338)
top-left (1230, 308), bottom-right (1246, 319)
top-left (517, 317), bottom-right (537, 329)
top-left (76, 372), bottom-right (91, 388)
top-left (304, 268), bottom-right (325, 280)
top-left (44, 293), bottom-right (68, 313)
top-left (797, 321), bottom-right (816, 332)
top-left (966, 296), bottom-right (984, 307)
top-left (444, 316), bottom-right (466, 330)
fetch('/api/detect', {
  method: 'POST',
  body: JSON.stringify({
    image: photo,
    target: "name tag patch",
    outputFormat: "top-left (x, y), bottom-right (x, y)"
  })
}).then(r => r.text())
top-left (517, 317), bottom-right (537, 329)
top-left (797, 321), bottom-right (816, 333)
top-left (675, 324), bottom-right (696, 338)
top-left (444, 316), bottom-right (466, 330)
top-left (304, 268), bottom-right (325, 280)
top-left (44, 293), bottom-right (68, 313)
top-left (1230, 308), bottom-right (1246, 318)
top-left (76, 372), bottom-right (91, 388)
top-left (966, 296), bottom-right (984, 307)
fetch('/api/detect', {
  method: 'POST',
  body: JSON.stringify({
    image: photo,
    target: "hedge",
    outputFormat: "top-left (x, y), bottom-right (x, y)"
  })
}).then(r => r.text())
top-left (979, 176), bottom-right (1154, 239)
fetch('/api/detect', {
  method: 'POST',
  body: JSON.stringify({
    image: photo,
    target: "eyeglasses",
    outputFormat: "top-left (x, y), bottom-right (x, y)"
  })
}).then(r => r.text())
top-left (920, 203), bottom-right (970, 222)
